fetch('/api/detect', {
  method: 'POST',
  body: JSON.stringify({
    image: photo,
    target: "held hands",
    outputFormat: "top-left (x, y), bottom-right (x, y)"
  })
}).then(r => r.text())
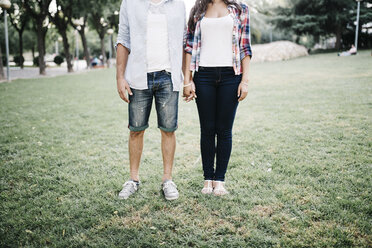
top-left (237, 81), bottom-right (249, 102)
top-left (117, 78), bottom-right (133, 103)
top-left (183, 80), bottom-right (197, 102)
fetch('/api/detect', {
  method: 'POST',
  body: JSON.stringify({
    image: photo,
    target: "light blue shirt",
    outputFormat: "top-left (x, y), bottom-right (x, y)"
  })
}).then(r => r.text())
top-left (116, 0), bottom-right (186, 91)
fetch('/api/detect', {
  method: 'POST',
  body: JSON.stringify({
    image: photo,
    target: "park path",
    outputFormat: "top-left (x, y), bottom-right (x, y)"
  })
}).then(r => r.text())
top-left (0, 67), bottom-right (86, 83)
top-left (0, 60), bottom-right (115, 83)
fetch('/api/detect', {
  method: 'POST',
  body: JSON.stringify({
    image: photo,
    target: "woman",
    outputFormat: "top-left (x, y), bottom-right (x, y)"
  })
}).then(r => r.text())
top-left (183, 0), bottom-right (252, 196)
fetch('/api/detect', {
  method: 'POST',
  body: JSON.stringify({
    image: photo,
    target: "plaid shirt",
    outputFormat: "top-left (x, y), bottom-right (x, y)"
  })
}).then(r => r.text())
top-left (184, 3), bottom-right (252, 75)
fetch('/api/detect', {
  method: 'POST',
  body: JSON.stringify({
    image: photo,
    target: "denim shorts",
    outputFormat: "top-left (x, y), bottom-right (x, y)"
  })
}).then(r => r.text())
top-left (128, 70), bottom-right (179, 132)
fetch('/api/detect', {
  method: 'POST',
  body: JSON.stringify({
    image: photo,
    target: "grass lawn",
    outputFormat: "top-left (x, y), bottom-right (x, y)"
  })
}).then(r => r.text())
top-left (0, 51), bottom-right (371, 247)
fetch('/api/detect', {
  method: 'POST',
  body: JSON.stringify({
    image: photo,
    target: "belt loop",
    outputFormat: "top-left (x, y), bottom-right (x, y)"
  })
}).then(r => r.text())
top-left (216, 67), bottom-right (221, 84)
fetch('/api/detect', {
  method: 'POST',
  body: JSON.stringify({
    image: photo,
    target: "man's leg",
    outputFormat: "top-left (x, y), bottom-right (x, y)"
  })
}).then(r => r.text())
top-left (154, 71), bottom-right (179, 200)
top-left (119, 130), bottom-right (145, 200)
top-left (119, 77), bottom-right (153, 200)
top-left (160, 130), bottom-right (176, 181)
top-left (129, 130), bottom-right (145, 181)
top-left (127, 84), bottom-right (153, 181)
top-left (154, 72), bottom-right (179, 181)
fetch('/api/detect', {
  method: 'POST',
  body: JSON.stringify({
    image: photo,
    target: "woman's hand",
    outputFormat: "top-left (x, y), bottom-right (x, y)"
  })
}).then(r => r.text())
top-left (183, 80), bottom-right (197, 102)
top-left (237, 81), bottom-right (248, 102)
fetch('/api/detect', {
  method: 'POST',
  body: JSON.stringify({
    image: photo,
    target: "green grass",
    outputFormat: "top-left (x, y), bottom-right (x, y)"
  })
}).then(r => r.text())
top-left (1, 51), bottom-right (371, 247)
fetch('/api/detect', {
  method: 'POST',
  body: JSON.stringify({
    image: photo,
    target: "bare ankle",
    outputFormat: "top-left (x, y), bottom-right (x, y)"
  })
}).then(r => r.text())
top-left (130, 173), bottom-right (140, 182)
top-left (162, 176), bottom-right (172, 182)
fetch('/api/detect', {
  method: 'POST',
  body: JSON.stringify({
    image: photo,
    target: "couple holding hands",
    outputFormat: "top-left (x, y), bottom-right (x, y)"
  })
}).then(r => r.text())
top-left (116, 0), bottom-right (252, 200)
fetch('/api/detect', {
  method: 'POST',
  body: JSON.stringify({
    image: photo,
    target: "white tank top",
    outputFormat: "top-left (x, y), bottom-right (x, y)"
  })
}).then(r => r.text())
top-left (146, 0), bottom-right (171, 73)
top-left (199, 15), bottom-right (234, 67)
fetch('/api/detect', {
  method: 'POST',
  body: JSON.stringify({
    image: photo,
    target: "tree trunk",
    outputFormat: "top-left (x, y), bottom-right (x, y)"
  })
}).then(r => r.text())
top-left (100, 35), bottom-right (106, 66)
top-left (61, 31), bottom-right (73, 73)
top-left (19, 31), bottom-right (24, 69)
top-left (111, 35), bottom-right (115, 58)
top-left (31, 46), bottom-right (35, 60)
top-left (335, 24), bottom-right (342, 50)
top-left (79, 29), bottom-right (90, 69)
top-left (36, 19), bottom-right (46, 75)
top-left (43, 30), bottom-right (47, 56)
top-left (0, 45), bottom-right (5, 80)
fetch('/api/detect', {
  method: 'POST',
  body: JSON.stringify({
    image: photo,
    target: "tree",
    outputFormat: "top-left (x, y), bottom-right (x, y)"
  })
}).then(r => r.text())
top-left (347, 0), bottom-right (372, 48)
top-left (24, 0), bottom-right (52, 75)
top-left (107, 11), bottom-right (119, 58)
top-left (8, 0), bottom-right (30, 69)
top-left (89, 0), bottom-right (119, 66)
top-left (49, 0), bottom-right (74, 72)
top-left (89, 11), bottom-right (108, 65)
top-left (70, 0), bottom-right (91, 69)
top-left (244, 0), bottom-right (287, 44)
top-left (274, 0), bottom-right (354, 49)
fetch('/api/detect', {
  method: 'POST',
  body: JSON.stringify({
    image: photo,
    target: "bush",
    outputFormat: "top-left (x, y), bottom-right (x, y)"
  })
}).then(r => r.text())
top-left (54, 55), bottom-right (64, 66)
top-left (14, 55), bottom-right (25, 66)
top-left (309, 48), bottom-right (339, 55)
top-left (33, 56), bottom-right (39, 67)
top-left (2, 55), bottom-right (6, 65)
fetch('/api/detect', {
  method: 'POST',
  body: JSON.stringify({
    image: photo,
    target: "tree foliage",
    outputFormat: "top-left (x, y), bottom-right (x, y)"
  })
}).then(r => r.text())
top-left (274, 0), bottom-right (372, 49)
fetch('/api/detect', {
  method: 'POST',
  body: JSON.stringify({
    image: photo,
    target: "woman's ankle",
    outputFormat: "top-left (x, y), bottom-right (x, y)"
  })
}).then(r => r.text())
top-left (201, 180), bottom-right (213, 194)
top-left (213, 180), bottom-right (224, 187)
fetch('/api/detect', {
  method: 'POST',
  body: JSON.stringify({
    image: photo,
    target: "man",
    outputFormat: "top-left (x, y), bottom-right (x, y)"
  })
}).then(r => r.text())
top-left (116, 0), bottom-right (186, 200)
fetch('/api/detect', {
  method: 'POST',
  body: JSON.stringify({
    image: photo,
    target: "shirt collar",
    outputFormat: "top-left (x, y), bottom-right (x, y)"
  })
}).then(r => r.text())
top-left (146, 0), bottom-right (171, 2)
top-left (196, 5), bottom-right (237, 22)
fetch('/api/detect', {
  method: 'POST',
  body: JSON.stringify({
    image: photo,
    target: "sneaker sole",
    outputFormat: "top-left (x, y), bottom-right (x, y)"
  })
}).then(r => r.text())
top-left (162, 189), bottom-right (179, 201)
top-left (118, 191), bottom-right (137, 200)
top-left (118, 195), bottom-right (129, 200)
top-left (165, 195), bottom-right (179, 201)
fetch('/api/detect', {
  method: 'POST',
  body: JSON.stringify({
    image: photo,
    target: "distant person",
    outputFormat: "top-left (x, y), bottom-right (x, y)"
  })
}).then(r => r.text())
top-left (91, 57), bottom-right (100, 67)
top-left (99, 55), bottom-right (104, 65)
top-left (116, 0), bottom-right (185, 200)
top-left (338, 44), bottom-right (357, 56)
top-left (183, 0), bottom-right (252, 196)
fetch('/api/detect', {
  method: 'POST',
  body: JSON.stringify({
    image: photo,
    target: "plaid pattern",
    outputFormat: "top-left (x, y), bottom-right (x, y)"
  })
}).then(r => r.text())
top-left (184, 4), bottom-right (252, 75)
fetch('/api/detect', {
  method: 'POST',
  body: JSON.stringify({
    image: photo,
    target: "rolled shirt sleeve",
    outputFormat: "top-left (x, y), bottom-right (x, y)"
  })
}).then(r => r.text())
top-left (183, 25), bottom-right (194, 54)
top-left (239, 5), bottom-right (252, 60)
top-left (116, 0), bottom-right (131, 52)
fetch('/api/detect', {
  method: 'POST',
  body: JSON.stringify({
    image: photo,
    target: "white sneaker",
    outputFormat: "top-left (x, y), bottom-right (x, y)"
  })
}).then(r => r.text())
top-left (118, 180), bottom-right (139, 200)
top-left (162, 180), bottom-right (179, 200)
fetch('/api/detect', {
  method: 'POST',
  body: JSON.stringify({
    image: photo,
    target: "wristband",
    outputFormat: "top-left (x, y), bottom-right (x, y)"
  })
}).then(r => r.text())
top-left (183, 83), bottom-right (192, 88)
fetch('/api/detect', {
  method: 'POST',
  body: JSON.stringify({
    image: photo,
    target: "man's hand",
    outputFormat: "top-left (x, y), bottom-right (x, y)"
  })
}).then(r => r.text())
top-left (183, 80), bottom-right (197, 102)
top-left (117, 78), bottom-right (133, 103)
top-left (237, 82), bottom-right (248, 102)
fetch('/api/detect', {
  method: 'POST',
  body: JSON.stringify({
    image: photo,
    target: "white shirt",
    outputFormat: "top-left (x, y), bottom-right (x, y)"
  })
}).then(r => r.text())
top-left (146, 0), bottom-right (171, 73)
top-left (349, 47), bottom-right (357, 54)
top-left (116, 0), bottom-right (186, 91)
top-left (200, 15), bottom-right (234, 67)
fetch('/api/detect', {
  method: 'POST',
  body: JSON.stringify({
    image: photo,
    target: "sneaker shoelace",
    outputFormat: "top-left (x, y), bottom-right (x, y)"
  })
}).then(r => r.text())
top-left (163, 181), bottom-right (177, 193)
top-left (121, 181), bottom-right (137, 194)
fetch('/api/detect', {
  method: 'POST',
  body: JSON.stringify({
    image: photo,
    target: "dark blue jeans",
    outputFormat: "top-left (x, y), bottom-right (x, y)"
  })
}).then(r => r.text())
top-left (194, 67), bottom-right (242, 181)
